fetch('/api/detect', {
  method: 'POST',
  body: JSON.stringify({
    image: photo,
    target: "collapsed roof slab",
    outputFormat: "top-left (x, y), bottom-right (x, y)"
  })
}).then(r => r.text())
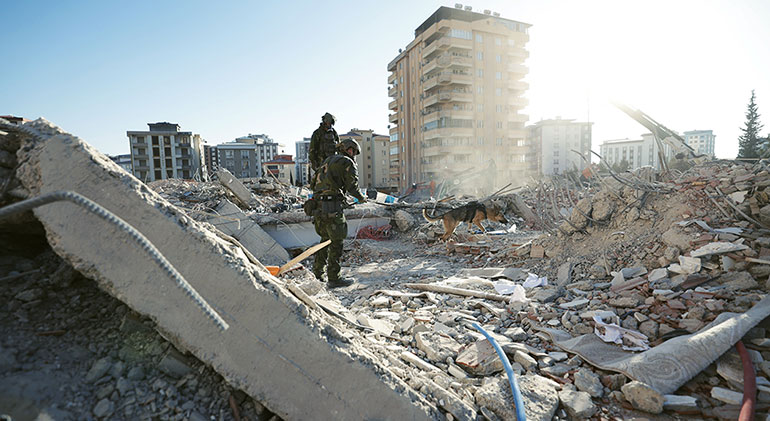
top-left (11, 119), bottom-right (437, 420)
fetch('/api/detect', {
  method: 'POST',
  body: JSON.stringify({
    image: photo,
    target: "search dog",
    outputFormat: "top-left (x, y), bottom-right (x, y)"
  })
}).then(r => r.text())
top-left (423, 201), bottom-right (508, 241)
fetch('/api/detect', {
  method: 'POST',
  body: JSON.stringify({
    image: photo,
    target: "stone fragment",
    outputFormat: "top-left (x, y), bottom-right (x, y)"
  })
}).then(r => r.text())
top-left (662, 228), bottom-right (691, 251)
top-left (513, 350), bottom-right (537, 371)
top-left (558, 389), bottom-right (597, 418)
top-left (15, 288), bottom-right (44, 302)
top-left (711, 386), bottom-right (743, 405)
top-left (718, 271), bottom-right (758, 291)
top-left (621, 381), bottom-right (664, 414)
top-left (592, 196), bottom-right (615, 221)
top-left (691, 241), bottom-right (748, 257)
top-left (86, 357), bottom-right (112, 383)
top-left (400, 351), bottom-right (441, 372)
top-left (648, 268), bottom-right (668, 283)
top-left (126, 366), bottom-right (145, 380)
top-left (415, 332), bottom-right (462, 362)
top-left (456, 339), bottom-right (504, 376)
top-left (663, 394), bottom-right (699, 411)
top-left (423, 379), bottom-right (476, 420)
top-left (93, 398), bottom-right (115, 418)
top-left (159, 350), bottom-right (192, 379)
top-left (559, 298), bottom-right (589, 310)
top-left (503, 327), bottom-right (528, 342)
top-left (609, 296), bottom-right (640, 308)
top-left (574, 368), bottom-right (604, 397)
top-left (663, 246), bottom-right (681, 262)
top-left (549, 352), bottom-right (568, 362)
top-left (393, 210), bottom-right (415, 232)
top-left (370, 296), bottom-right (390, 308)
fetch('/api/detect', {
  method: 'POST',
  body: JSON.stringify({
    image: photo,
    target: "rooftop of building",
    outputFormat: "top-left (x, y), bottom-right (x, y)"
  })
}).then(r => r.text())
top-left (415, 5), bottom-right (531, 37)
top-left (263, 154), bottom-right (294, 164)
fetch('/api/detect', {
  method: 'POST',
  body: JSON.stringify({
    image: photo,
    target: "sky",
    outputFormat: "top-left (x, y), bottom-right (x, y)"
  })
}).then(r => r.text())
top-left (2, 0), bottom-right (769, 159)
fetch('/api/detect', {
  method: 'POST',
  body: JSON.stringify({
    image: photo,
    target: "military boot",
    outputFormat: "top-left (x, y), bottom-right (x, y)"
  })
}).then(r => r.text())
top-left (327, 277), bottom-right (355, 288)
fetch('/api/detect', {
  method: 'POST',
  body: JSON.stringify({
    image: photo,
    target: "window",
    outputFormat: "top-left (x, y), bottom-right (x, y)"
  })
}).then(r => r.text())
top-left (477, 86), bottom-right (483, 94)
top-left (134, 136), bottom-right (145, 144)
top-left (241, 150), bottom-right (249, 159)
top-left (477, 52), bottom-right (483, 60)
top-left (225, 150), bottom-right (234, 158)
top-left (495, 71), bottom-right (502, 80)
top-left (496, 105), bottom-right (503, 113)
top-left (495, 37), bottom-right (502, 46)
top-left (476, 34), bottom-right (483, 43)
top-left (553, 150), bottom-right (559, 156)
top-left (241, 171), bottom-right (249, 178)
top-left (450, 29), bottom-right (472, 40)
top-left (477, 69), bottom-right (483, 77)
top-left (477, 120), bottom-right (484, 128)
top-left (477, 104), bottom-right (483, 112)
top-left (553, 159), bottom-right (559, 165)
top-left (496, 138), bottom-right (503, 145)
top-left (242, 160), bottom-right (250, 169)
top-left (508, 39), bottom-right (516, 47)
top-left (226, 159), bottom-right (234, 167)
top-left (478, 137), bottom-right (484, 145)
top-left (495, 88), bottom-right (502, 96)
top-left (495, 55), bottom-right (502, 63)
top-left (496, 121), bottom-right (503, 129)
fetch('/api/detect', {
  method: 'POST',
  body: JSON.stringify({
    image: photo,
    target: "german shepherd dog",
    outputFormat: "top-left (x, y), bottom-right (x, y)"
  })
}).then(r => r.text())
top-left (423, 201), bottom-right (508, 241)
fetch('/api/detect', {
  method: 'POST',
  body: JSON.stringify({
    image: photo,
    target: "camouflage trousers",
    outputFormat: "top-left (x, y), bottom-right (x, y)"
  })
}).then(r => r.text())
top-left (312, 212), bottom-right (347, 282)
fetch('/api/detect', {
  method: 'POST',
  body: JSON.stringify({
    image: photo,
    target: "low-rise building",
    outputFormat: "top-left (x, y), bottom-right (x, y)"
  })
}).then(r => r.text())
top-left (216, 134), bottom-right (281, 179)
top-left (262, 155), bottom-right (295, 186)
top-left (127, 122), bottom-right (204, 182)
top-left (599, 133), bottom-right (674, 171)
top-left (109, 154), bottom-right (133, 173)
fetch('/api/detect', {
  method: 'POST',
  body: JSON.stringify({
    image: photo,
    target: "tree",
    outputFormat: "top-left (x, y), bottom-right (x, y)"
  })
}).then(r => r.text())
top-left (738, 90), bottom-right (764, 159)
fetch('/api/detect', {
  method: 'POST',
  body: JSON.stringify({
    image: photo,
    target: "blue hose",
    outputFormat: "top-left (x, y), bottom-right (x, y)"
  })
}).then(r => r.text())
top-left (472, 322), bottom-right (527, 421)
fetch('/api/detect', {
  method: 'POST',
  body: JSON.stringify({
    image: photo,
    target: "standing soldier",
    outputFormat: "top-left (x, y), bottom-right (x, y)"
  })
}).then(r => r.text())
top-left (311, 138), bottom-right (366, 287)
top-left (309, 113), bottom-right (339, 188)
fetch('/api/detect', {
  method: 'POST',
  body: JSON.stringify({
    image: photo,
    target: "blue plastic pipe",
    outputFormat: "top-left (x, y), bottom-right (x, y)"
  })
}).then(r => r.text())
top-left (472, 322), bottom-right (527, 421)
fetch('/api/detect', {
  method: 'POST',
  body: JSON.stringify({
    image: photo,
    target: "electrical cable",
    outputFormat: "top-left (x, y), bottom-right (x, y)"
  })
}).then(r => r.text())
top-left (0, 190), bottom-right (229, 331)
top-left (471, 323), bottom-right (526, 421)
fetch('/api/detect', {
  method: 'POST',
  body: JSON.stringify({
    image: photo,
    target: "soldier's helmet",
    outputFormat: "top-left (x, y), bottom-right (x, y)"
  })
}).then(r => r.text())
top-left (322, 112), bottom-right (336, 125)
top-left (338, 138), bottom-right (361, 156)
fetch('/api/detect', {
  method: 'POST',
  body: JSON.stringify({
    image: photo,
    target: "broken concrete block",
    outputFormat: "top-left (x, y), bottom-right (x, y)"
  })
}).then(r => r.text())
top-left (691, 241), bottom-right (749, 257)
top-left (423, 379), bottom-right (476, 420)
top-left (648, 268), bottom-right (668, 283)
top-left (718, 271), bottom-right (759, 291)
top-left (393, 210), bottom-right (415, 232)
top-left (621, 381), bottom-right (664, 414)
top-left (415, 331), bottom-right (462, 363)
top-left (210, 199), bottom-right (290, 266)
top-left (559, 298), bottom-right (589, 310)
top-left (456, 339), bottom-right (504, 376)
top-left (16, 120), bottom-right (437, 420)
top-left (662, 227), bottom-right (692, 251)
top-left (574, 368), bottom-right (603, 398)
top-left (711, 386), bottom-right (743, 405)
top-left (216, 168), bottom-right (253, 207)
top-left (513, 350), bottom-right (537, 372)
top-left (558, 389), bottom-right (597, 418)
top-left (476, 375), bottom-right (559, 421)
top-left (663, 394), bottom-right (698, 411)
top-left (158, 349), bottom-right (192, 379)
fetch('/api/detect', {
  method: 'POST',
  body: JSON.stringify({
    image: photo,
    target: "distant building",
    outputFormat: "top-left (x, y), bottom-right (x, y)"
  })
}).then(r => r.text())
top-left (526, 117), bottom-right (592, 175)
top-left (0, 115), bottom-right (27, 125)
top-left (203, 144), bottom-right (218, 176)
top-left (217, 134), bottom-right (281, 179)
top-left (599, 133), bottom-right (674, 171)
top-left (126, 122), bottom-right (204, 182)
top-left (387, 5), bottom-right (532, 192)
top-left (262, 154), bottom-right (295, 186)
top-left (109, 154), bottom-right (133, 173)
top-left (339, 129), bottom-right (393, 191)
top-left (295, 138), bottom-right (311, 186)
top-left (683, 130), bottom-right (716, 157)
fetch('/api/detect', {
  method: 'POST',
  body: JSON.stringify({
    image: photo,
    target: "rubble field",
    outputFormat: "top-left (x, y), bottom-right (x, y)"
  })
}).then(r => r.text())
top-left (4, 118), bottom-right (770, 420)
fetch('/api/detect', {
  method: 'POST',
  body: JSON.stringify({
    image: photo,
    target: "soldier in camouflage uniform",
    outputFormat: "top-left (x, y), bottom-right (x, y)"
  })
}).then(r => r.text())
top-left (311, 138), bottom-right (366, 287)
top-left (309, 112), bottom-right (339, 188)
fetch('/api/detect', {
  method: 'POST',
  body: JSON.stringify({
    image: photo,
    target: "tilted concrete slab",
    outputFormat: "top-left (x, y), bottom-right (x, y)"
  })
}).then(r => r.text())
top-left (216, 168), bottom-right (253, 207)
top-left (14, 120), bottom-right (437, 420)
top-left (210, 199), bottom-right (290, 266)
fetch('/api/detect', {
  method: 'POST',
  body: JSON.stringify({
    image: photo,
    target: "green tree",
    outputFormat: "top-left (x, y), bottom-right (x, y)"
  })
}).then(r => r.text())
top-left (738, 90), bottom-right (763, 159)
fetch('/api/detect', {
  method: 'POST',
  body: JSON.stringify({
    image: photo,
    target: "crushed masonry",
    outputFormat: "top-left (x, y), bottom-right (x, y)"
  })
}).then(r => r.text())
top-left (5, 117), bottom-right (770, 420)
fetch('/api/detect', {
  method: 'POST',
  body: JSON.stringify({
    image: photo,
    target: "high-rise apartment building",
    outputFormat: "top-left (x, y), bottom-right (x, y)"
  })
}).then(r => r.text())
top-left (339, 129), bottom-right (393, 191)
top-left (216, 134), bottom-right (281, 179)
top-left (127, 122), bottom-right (204, 182)
top-left (203, 144), bottom-right (218, 176)
top-left (527, 118), bottom-right (592, 176)
top-left (295, 138), bottom-right (311, 186)
top-left (683, 130), bottom-right (716, 157)
top-left (387, 5), bottom-right (531, 193)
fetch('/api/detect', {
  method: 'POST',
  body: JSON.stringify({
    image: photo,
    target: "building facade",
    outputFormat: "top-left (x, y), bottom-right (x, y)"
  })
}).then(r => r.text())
top-left (263, 155), bottom-right (295, 185)
top-left (216, 134), bottom-right (281, 179)
top-left (526, 118), bottom-right (592, 176)
top-left (339, 129), bottom-right (393, 191)
top-left (295, 138), bottom-right (311, 186)
top-left (127, 122), bottom-right (204, 182)
top-left (599, 134), bottom-right (674, 171)
top-left (387, 5), bottom-right (531, 193)
top-left (203, 144), bottom-right (218, 176)
top-left (683, 130), bottom-right (716, 157)
top-left (109, 154), bottom-right (133, 173)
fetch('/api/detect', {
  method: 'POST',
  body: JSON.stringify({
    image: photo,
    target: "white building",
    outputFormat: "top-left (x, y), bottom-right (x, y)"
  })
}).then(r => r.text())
top-left (216, 134), bottom-right (281, 179)
top-left (683, 130), bottom-right (716, 157)
top-left (599, 133), bottom-right (674, 171)
top-left (527, 117), bottom-right (592, 176)
top-left (295, 138), bottom-right (311, 186)
top-left (127, 122), bottom-right (204, 182)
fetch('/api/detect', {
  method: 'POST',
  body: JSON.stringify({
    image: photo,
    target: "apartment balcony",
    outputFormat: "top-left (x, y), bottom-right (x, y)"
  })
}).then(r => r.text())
top-left (508, 113), bottom-right (529, 123)
top-left (508, 97), bottom-right (529, 107)
top-left (422, 145), bottom-right (451, 157)
top-left (439, 72), bottom-right (471, 85)
top-left (423, 93), bottom-right (439, 107)
top-left (423, 127), bottom-right (474, 140)
top-left (423, 76), bottom-right (439, 91)
top-left (509, 81), bottom-right (529, 91)
top-left (423, 109), bottom-right (473, 123)
top-left (388, 113), bottom-right (399, 124)
top-left (389, 99), bottom-right (398, 110)
top-left (439, 54), bottom-right (472, 67)
top-left (507, 49), bottom-right (530, 60)
top-left (389, 126), bottom-right (399, 135)
top-left (133, 153), bottom-right (148, 159)
top-left (388, 72), bottom-right (397, 84)
top-left (448, 92), bottom-right (473, 102)
top-left (422, 59), bottom-right (439, 76)
top-left (388, 86), bottom-right (399, 98)
top-left (507, 63), bottom-right (528, 75)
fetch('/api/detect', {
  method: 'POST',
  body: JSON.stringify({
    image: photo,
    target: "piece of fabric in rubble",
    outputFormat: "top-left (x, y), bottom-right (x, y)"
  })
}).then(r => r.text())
top-left (537, 294), bottom-right (770, 394)
top-left (592, 315), bottom-right (649, 352)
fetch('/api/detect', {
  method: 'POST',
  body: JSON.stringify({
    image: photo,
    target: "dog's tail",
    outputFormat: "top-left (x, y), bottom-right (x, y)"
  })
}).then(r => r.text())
top-left (423, 208), bottom-right (443, 222)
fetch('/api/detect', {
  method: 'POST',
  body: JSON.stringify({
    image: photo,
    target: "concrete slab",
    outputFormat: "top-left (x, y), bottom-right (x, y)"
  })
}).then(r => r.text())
top-left (216, 168), bottom-right (253, 207)
top-left (261, 217), bottom-right (391, 249)
top-left (209, 199), bottom-right (290, 266)
top-left (14, 119), bottom-right (437, 421)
